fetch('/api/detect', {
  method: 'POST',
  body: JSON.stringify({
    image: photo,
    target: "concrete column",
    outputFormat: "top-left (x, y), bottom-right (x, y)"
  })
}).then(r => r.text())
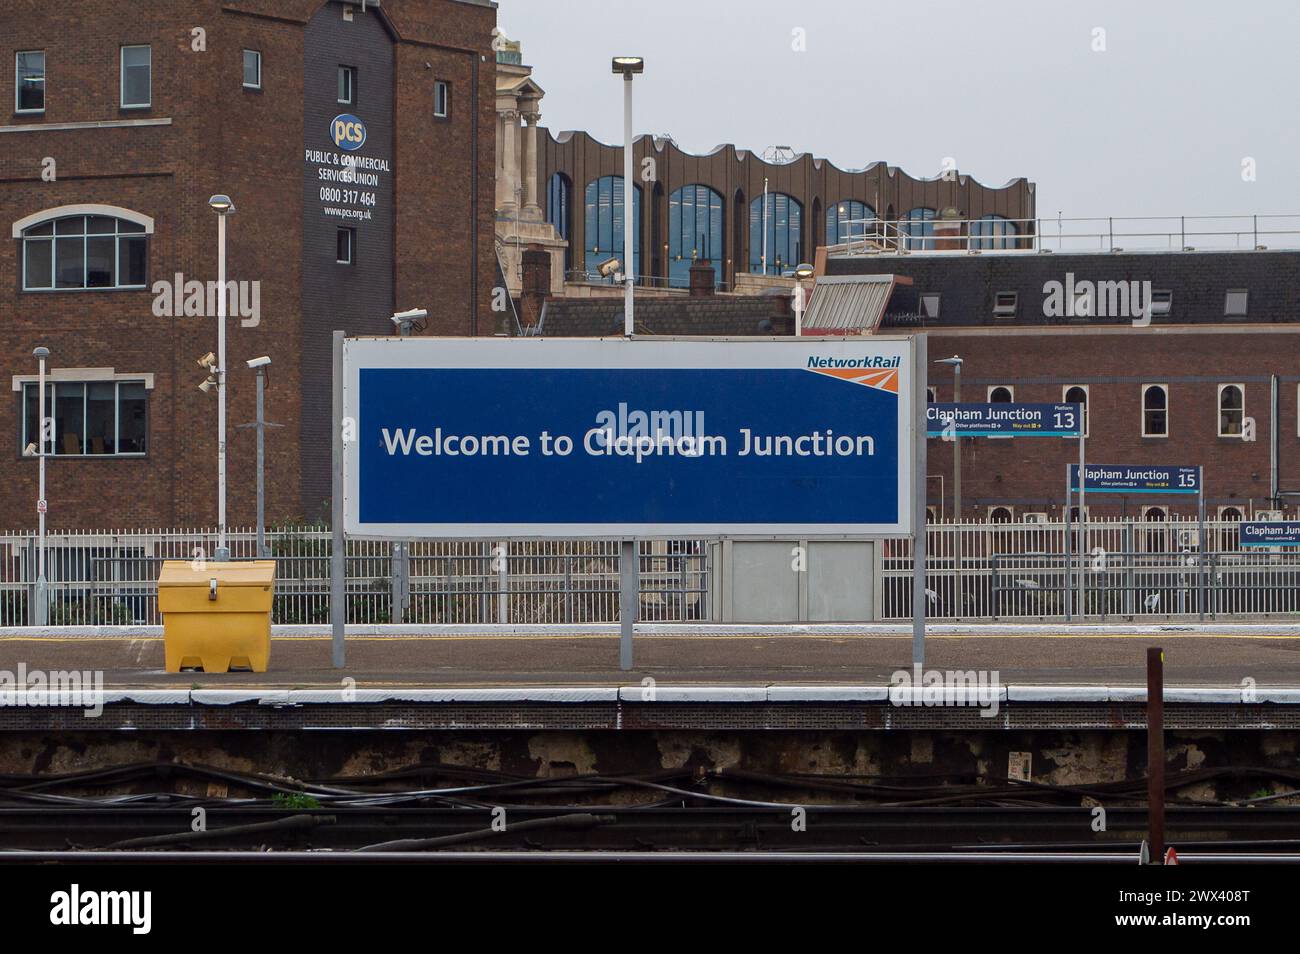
top-left (523, 109), bottom-right (541, 214)
top-left (499, 109), bottom-right (519, 212)
top-left (495, 111), bottom-right (505, 208)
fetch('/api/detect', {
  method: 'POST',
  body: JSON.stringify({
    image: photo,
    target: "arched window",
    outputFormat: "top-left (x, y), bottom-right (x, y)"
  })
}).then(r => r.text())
top-left (988, 506), bottom-right (1013, 523)
top-left (749, 193), bottom-right (802, 275)
top-left (989, 386), bottom-right (1014, 403)
top-left (16, 205), bottom-right (152, 291)
top-left (970, 214), bottom-right (1018, 250)
top-left (826, 200), bottom-right (875, 246)
top-left (668, 184), bottom-right (724, 289)
top-left (1064, 385), bottom-right (1089, 437)
top-left (900, 207), bottom-right (935, 250)
top-left (546, 173), bottom-right (572, 272)
top-left (1142, 384), bottom-right (1168, 437)
top-left (546, 173), bottom-right (571, 239)
top-left (1220, 507), bottom-right (1243, 551)
top-left (1218, 384), bottom-right (1245, 437)
top-left (584, 176), bottom-right (642, 282)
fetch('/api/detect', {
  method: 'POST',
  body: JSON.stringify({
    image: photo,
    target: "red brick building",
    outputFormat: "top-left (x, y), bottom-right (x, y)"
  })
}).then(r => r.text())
top-left (822, 247), bottom-right (1300, 521)
top-left (1, 0), bottom-right (497, 529)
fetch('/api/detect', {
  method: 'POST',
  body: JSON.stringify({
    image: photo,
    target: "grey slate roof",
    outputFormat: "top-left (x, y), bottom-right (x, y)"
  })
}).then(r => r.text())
top-left (825, 249), bottom-right (1300, 328)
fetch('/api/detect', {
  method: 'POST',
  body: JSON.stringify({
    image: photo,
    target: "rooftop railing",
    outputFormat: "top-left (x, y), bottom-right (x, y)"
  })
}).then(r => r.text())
top-left (834, 214), bottom-right (1300, 257)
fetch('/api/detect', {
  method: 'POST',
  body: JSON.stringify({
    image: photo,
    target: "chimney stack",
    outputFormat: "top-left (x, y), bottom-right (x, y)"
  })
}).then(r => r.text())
top-left (688, 260), bottom-right (716, 297)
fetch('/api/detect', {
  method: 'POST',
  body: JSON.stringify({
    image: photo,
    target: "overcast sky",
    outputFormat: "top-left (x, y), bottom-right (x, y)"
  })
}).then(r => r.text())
top-left (499, 0), bottom-right (1300, 226)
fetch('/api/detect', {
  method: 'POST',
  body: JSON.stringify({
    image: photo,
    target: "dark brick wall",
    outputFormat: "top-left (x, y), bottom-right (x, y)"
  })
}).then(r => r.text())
top-left (0, 0), bottom-right (497, 531)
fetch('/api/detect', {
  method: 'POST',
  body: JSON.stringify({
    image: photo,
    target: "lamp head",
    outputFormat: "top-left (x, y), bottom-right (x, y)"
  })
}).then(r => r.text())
top-left (612, 56), bottom-right (644, 76)
top-left (794, 263), bottom-right (815, 281)
top-left (32, 346), bottom-right (50, 360)
top-left (208, 194), bottom-right (236, 215)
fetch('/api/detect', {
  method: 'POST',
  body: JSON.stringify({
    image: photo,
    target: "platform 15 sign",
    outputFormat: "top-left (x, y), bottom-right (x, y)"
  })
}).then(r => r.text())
top-left (926, 403), bottom-right (1082, 437)
top-left (1069, 464), bottom-right (1201, 494)
top-left (343, 337), bottom-right (918, 538)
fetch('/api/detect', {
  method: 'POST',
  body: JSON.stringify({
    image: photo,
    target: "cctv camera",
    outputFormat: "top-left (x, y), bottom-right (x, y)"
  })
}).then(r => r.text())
top-left (246, 356), bottom-right (271, 369)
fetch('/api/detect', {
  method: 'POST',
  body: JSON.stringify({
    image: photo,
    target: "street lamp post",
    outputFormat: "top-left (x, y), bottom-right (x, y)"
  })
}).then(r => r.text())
top-left (612, 56), bottom-right (643, 337)
top-left (209, 194), bottom-right (236, 561)
top-left (32, 346), bottom-right (50, 626)
top-left (793, 263), bottom-right (814, 336)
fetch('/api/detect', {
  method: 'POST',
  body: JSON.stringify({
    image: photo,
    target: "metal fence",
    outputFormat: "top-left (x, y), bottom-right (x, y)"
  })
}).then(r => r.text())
top-left (0, 529), bottom-right (710, 628)
top-left (0, 519), bottom-right (1294, 627)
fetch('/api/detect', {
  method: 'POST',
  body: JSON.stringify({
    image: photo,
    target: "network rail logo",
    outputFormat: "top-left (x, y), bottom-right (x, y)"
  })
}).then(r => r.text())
top-left (806, 355), bottom-right (901, 393)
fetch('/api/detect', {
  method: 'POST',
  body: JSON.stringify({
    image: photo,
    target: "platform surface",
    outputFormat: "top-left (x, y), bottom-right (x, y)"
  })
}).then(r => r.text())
top-left (2, 626), bottom-right (1299, 690)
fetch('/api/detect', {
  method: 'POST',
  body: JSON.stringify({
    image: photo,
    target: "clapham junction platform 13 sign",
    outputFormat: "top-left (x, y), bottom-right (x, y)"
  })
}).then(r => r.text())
top-left (341, 337), bottom-right (918, 538)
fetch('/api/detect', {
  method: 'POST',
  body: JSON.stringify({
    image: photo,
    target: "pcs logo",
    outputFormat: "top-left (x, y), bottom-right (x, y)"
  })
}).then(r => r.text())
top-left (331, 113), bottom-right (367, 151)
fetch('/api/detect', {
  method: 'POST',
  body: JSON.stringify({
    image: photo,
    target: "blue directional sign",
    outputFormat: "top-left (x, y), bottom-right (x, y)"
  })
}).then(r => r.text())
top-left (1241, 522), bottom-right (1300, 547)
top-left (926, 403), bottom-right (1082, 437)
top-left (1069, 464), bottom-right (1201, 494)
top-left (343, 337), bottom-right (917, 538)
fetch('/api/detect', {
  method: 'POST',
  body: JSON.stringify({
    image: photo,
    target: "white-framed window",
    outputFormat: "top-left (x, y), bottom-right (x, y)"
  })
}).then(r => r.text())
top-left (1142, 384), bottom-right (1168, 437)
top-left (242, 50), bottom-right (262, 89)
top-left (16, 51), bottom-right (45, 113)
top-left (1225, 289), bottom-right (1249, 318)
top-left (338, 65), bottom-right (356, 105)
top-left (1063, 385), bottom-right (1089, 437)
top-left (120, 45), bottom-right (151, 109)
top-left (434, 79), bottom-right (451, 119)
top-left (1144, 506), bottom-right (1167, 520)
top-left (21, 379), bottom-right (148, 457)
top-left (988, 506), bottom-right (1014, 523)
top-left (17, 210), bottom-right (151, 291)
top-left (1218, 383), bottom-right (1245, 437)
top-left (988, 385), bottom-right (1014, 402)
top-left (336, 227), bottom-right (355, 265)
top-left (1219, 506), bottom-right (1244, 522)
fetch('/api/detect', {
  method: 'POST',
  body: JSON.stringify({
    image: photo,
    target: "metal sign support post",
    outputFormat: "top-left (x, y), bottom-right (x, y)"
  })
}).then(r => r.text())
top-left (619, 539), bottom-right (638, 671)
top-left (331, 330), bottom-right (346, 669)
top-left (1078, 424), bottom-right (1087, 615)
top-left (1064, 468), bottom-right (1073, 621)
top-left (1197, 477), bottom-right (1206, 621)
top-left (912, 334), bottom-right (929, 667)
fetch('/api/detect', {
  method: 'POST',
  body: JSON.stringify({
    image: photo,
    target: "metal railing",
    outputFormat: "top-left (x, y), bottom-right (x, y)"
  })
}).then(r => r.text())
top-left (0, 529), bottom-right (709, 627)
top-left (0, 519), bottom-right (1293, 627)
top-left (834, 214), bottom-right (1300, 257)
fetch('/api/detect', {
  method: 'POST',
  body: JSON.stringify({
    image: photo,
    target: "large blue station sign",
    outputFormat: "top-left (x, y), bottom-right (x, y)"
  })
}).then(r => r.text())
top-left (926, 403), bottom-right (1082, 437)
top-left (342, 337), bottom-right (917, 538)
top-left (1240, 522), bottom-right (1300, 547)
top-left (1069, 464), bottom-right (1201, 494)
